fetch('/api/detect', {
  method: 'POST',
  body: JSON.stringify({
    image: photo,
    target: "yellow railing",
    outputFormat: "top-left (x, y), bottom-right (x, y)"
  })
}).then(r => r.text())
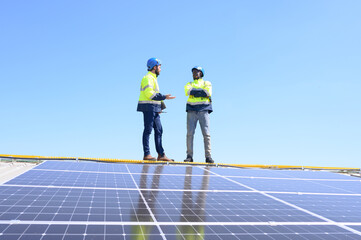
top-left (0, 154), bottom-right (359, 171)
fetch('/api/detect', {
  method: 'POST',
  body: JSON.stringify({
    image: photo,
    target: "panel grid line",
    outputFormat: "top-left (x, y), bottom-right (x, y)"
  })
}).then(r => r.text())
top-left (125, 164), bottom-right (166, 240)
top-left (4, 183), bottom-right (361, 196)
top-left (2, 160), bottom-right (361, 239)
top-left (33, 165), bottom-right (361, 182)
top-left (2, 220), bottom-right (361, 226)
top-left (32, 168), bottom-right (210, 177)
top-left (201, 166), bottom-right (361, 236)
top-left (227, 175), bottom-right (361, 182)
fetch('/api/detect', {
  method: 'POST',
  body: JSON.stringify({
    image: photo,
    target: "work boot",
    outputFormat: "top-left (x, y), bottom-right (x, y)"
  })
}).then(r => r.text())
top-left (184, 155), bottom-right (193, 162)
top-left (205, 157), bottom-right (214, 164)
top-left (143, 155), bottom-right (156, 161)
top-left (157, 154), bottom-right (174, 162)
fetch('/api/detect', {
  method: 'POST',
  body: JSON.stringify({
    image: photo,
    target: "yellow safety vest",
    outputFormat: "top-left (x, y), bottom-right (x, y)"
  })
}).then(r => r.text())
top-left (137, 71), bottom-right (163, 112)
top-left (184, 78), bottom-right (213, 113)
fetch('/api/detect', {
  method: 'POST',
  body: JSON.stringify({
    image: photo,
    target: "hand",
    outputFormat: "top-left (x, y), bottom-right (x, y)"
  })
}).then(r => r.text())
top-left (165, 94), bottom-right (176, 100)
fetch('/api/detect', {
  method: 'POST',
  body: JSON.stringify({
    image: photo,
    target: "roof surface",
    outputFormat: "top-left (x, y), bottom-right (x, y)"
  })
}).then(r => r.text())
top-left (0, 161), bottom-right (37, 184)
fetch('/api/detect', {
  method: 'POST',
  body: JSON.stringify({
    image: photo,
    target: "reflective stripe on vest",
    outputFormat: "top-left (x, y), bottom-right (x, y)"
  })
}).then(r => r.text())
top-left (138, 101), bottom-right (161, 105)
top-left (187, 101), bottom-right (211, 105)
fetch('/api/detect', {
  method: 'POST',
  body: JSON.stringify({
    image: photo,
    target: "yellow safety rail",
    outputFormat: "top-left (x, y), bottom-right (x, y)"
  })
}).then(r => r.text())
top-left (0, 154), bottom-right (359, 171)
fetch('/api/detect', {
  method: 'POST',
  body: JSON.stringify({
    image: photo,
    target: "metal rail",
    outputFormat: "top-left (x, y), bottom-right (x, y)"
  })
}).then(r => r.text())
top-left (0, 154), bottom-right (360, 176)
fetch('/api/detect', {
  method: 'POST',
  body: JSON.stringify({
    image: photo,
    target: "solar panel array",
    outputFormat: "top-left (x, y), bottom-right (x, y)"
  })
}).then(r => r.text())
top-left (0, 160), bottom-right (361, 239)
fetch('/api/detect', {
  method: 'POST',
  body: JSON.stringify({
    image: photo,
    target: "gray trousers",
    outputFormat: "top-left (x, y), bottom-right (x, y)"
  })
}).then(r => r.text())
top-left (186, 111), bottom-right (211, 158)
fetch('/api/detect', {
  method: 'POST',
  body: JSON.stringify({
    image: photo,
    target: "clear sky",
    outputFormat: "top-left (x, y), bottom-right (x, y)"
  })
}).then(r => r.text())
top-left (1, 0), bottom-right (360, 167)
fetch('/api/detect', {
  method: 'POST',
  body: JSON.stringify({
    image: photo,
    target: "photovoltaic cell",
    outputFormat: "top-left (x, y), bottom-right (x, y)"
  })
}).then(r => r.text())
top-left (127, 164), bottom-right (209, 175)
top-left (131, 172), bottom-right (248, 191)
top-left (34, 160), bottom-right (129, 173)
top-left (208, 167), bottom-right (291, 178)
top-left (209, 167), bottom-right (356, 180)
top-left (1, 160), bottom-right (361, 239)
top-left (149, 191), bottom-right (322, 222)
top-left (270, 193), bottom-right (361, 222)
top-left (1, 224), bottom-right (360, 240)
top-left (161, 225), bottom-right (361, 240)
top-left (0, 224), bottom-right (162, 240)
top-left (0, 186), bottom-right (151, 222)
top-left (6, 170), bottom-right (136, 189)
top-left (230, 177), bottom-right (361, 194)
top-left (273, 170), bottom-right (358, 180)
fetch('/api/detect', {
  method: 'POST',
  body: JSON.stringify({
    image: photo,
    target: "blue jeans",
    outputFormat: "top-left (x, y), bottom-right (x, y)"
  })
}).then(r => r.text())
top-left (186, 111), bottom-right (211, 158)
top-left (142, 111), bottom-right (164, 157)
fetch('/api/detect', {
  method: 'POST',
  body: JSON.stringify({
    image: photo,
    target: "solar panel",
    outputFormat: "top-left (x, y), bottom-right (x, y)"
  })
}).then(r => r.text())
top-left (6, 170), bottom-right (136, 188)
top-left (270, 194), bottom-right (361, 222)
top-left (33, 161), bottom-right (130, 173)
top-left (211, 167), bottom-right (357, 180)
top-left (229, 177), bottom-right (361, 194)
top-left (1, 160), bottom-right (361, 239)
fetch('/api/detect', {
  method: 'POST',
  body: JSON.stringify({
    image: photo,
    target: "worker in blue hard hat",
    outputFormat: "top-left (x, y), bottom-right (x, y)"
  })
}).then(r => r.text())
top-left (184, 66), bottom-right (214, 163)
top-left (137, 58), bottom-right (176, 161)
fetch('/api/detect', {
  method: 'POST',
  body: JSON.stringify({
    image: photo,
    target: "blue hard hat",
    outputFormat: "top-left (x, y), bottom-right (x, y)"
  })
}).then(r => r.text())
top-left (192, 66), bottom-right (205, 77)
top-left (147, 58), bottom-right (161, 71)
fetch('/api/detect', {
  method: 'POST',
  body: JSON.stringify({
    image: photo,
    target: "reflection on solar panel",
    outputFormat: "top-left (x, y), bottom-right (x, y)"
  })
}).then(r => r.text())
top-left (1, 160), bottom-right (361, 239)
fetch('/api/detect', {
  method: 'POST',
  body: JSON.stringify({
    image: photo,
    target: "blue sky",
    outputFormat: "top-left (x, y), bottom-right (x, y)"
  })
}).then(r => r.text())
top-left (1, 0), bottom-right (360, 167)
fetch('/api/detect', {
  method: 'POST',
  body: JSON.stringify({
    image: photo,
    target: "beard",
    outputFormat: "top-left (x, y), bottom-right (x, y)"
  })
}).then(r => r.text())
top-left (155, 68), bottom-right (160, 76)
